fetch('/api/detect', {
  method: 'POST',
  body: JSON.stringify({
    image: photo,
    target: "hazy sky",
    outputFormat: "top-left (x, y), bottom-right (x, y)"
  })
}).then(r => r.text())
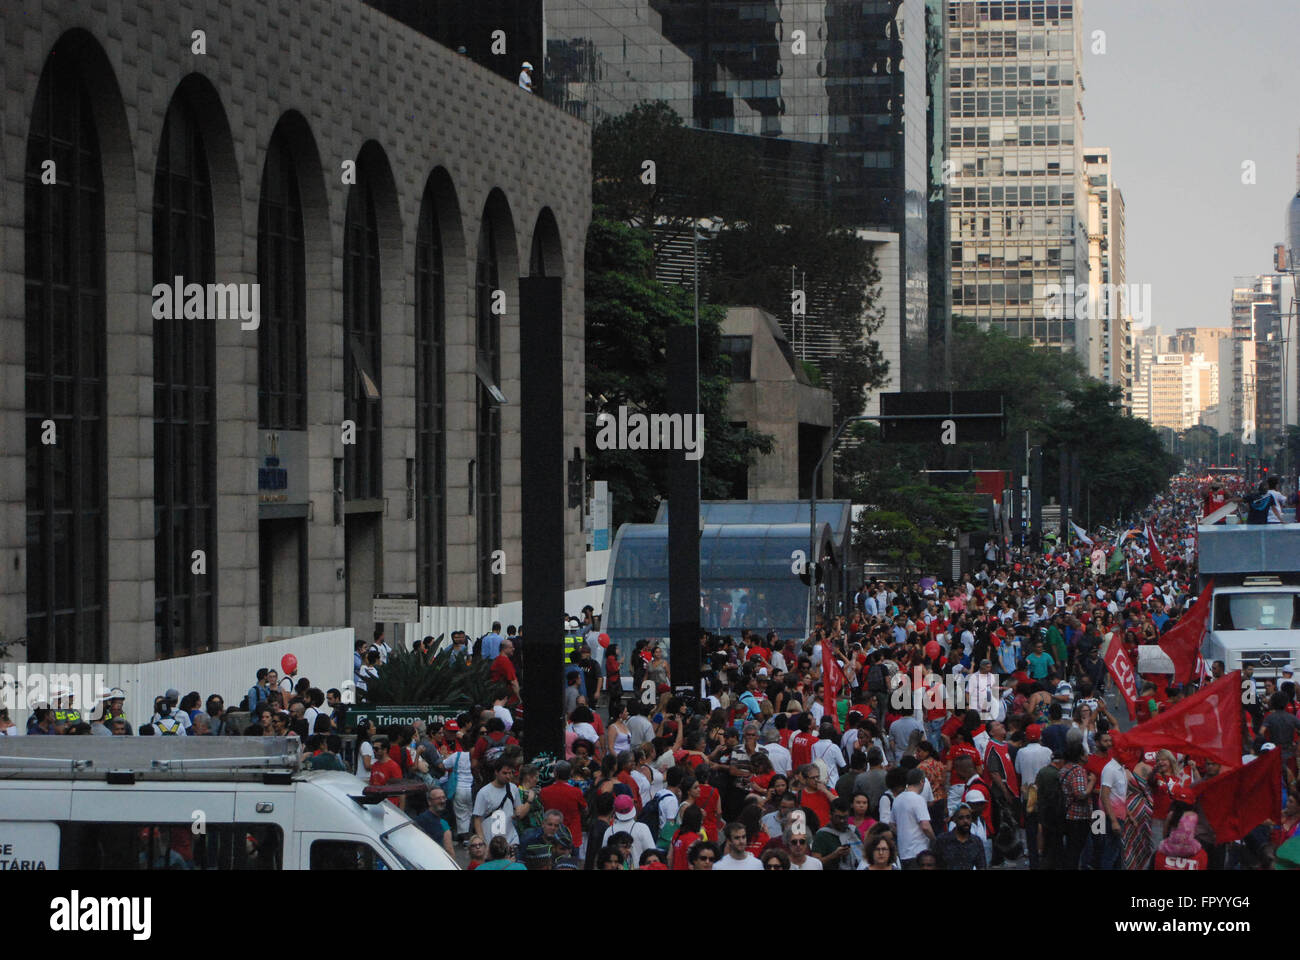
top-left (1082, 0), bottom-right (1300, 334)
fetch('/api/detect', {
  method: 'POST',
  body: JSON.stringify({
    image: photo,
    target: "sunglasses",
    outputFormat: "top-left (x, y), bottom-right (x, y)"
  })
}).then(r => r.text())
top-left (789, 838), bottom-right (808, 846)
top-left (763, 861), bottom-right (787, 870)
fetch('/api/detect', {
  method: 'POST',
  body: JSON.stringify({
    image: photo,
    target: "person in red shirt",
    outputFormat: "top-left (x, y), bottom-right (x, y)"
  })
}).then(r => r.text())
top-left (693, 768), bottom-right (723, 839)
top-left (789, 714), bottom-right (817, 769)
top-left (539, 759), bottom-right (588, 848)
top-left (794, 763), bottom-right (836, 829)
top-left (670, 806), bottom-right (705, 870)
top-left (1154, 812), bottom-right (1207, 870)
top-left (368, 737), bottom-right (405, 807)
top-left (489, 638), bottom-right (520, 703)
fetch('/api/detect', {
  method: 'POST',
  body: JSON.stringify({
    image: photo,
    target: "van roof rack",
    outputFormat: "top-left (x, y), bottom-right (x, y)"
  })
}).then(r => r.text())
top-left (0, 735), bottom-right (302, 782)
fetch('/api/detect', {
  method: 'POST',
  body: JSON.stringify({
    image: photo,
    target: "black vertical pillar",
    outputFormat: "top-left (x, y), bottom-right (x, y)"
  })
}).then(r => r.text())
top-left (1011, 480), bottom-right (1023, 552)
top-left (519, 276), bottom-right (564, 760)
top-left (667, 325), bottom-right (701, 696)
top-left (1058, 447), bottom-right (1070, 543)
top-left (1030, 445), bottom-right (1043, 552)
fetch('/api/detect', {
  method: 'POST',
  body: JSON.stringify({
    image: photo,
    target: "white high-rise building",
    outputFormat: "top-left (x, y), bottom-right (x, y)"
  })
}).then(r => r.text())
top-left (1084, 148), bottom-right (1131, 406)
top-left (947, 1), bottom-right (1092, 369)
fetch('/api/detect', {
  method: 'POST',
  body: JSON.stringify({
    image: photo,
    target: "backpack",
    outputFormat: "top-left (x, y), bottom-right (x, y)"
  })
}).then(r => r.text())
top-left (155, 715), bottom-right (182, 736)
top-left (482, 734), bottom-right (513, 768)
top-left (1246, 492), bottom-right (1273, 525)
top-left (638, 790), bottom-right (672, 838)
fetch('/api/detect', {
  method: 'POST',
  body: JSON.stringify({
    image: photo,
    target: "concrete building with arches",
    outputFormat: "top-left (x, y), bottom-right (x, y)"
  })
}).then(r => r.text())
top-left (2, 1), bottom-right (591, 662)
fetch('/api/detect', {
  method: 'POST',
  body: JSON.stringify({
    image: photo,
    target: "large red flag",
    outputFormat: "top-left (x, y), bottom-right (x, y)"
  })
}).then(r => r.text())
top-left (1158, 580), bottom-right (1214, 685)
top-left (1104, 639), bottom-right (1138, 721)
top-left (1111, 670), bottom-right (1242, 768)
top-left (1145, 524), bottom-right (1167, 572)
top-left (823, 650), bottom-right (844, 732)
top-left (1191, 747), bottom-right (1282, 844)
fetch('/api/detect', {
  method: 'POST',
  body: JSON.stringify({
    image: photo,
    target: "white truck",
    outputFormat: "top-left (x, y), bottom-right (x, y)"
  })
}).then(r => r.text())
top-left (0, 736), bottom-right (459, 870)
top-left (1197, 521), bottom-right (1300, 690)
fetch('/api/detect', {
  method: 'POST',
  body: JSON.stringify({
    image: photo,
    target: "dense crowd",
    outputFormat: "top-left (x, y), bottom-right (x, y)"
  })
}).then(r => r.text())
top-left (4, 475), bottom-right (1297, 872)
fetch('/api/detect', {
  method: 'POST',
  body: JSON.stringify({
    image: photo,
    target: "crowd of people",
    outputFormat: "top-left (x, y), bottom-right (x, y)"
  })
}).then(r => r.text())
top-left (411, 472), bottom-right (1299, 871)
top-left (4, 473), bottom-right (1297, 873)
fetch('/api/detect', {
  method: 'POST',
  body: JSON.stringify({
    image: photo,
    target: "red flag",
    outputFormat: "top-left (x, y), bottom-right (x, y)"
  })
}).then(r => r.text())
top-left (1111, 670), bottom-right (1242, 768)
top-left (1158, 580), bottom-right (1214, 685)
top-left (1191, 748), bottom-right (1282, 844)
top-left (823, 651), bottom-right (844, 732)
top-left (1145, 524), bottom-right (1167, 572)
top-left (1104, 639), bottom-right (1139, 721)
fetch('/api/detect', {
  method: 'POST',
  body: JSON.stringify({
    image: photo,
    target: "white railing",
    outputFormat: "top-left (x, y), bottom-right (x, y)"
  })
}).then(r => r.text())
top-left (5, 627), bottom-right (354, 732)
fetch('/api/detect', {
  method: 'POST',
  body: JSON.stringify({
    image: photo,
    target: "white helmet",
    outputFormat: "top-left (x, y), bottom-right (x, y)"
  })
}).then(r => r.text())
top-left (521, 61), bottom-right (533, 71)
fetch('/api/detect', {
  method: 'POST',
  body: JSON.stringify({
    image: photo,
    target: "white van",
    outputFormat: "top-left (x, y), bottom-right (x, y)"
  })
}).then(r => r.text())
top-left (0, 736), bottom-right (458, 870)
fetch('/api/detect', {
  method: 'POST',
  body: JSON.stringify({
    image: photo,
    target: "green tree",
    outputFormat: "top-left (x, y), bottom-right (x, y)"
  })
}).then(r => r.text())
top-left (593, 102), bottom-right (891, 421)
top-left (585, 217), bottom-right (773, 524)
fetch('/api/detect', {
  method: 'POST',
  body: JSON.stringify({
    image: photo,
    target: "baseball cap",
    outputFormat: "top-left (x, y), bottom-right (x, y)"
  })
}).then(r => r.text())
top-left (1025, 724), bottom-right (1042, 742)
top-left (165, 688), bottom-right (179, 702)
top-left (613, 794), bottom-right (635, 814)
top-left (444, 720), bottom-right (460, 732)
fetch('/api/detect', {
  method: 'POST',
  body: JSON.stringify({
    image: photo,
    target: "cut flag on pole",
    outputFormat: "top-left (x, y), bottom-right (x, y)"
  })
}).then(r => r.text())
top-left (1191, 747), bottom-right (1283, 844)
top-left (1145, 524), bottom-right (1167, 572)
top-left (1070, 521), bottom-right (1093, 546)
top-left (1111, 669), bottom-right (1242, 769)
top-left (1158, 580), bottom-right (1213, 685)
top-left (823, 651), bottom-right (845, 733)
top-left (1104, 637), bottom-right (1139, 721)
top-left (1107, 546), bottom-right (1124, 574)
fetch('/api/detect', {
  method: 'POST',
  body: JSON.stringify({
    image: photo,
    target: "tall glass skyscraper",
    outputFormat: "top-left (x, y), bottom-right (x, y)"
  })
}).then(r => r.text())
top-left (946, 0), bottom-right (1092, 371)
top-left (545, 0), bottom-right (946, 392)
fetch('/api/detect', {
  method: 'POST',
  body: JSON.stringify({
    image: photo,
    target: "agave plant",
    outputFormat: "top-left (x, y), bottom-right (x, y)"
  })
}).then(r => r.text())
top-left (359, 646), bottom-right (503, 708)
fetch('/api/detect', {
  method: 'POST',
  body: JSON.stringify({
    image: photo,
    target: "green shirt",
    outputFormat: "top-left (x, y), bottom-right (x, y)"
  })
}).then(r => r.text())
top-left (475, 859), bottom-right (526, 871)
top-left (1027, 651), bottom-right (1055, 680)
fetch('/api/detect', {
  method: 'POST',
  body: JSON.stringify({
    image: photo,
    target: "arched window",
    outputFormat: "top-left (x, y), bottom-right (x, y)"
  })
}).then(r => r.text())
top-left (476, 219), bottom-right (503, 605)
top-left (25, 56), bottom-right (107, 662)
top-left (153, 94), bottom-right (217, 658)
top-left (343, 179), bottom-right (383, 501)
top-left (257, 133), bottom-right (306, 429)
top-left (415, 186), bottom-right (446, 605)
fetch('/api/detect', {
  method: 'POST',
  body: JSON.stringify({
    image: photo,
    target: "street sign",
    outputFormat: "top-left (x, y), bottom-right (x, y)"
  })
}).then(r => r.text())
top-left (341, 704), bottom-right (466, 734)
top-left (372, 593), bottom-right (419, 623)
top-left (878, 391), bottom-right (1005, 444)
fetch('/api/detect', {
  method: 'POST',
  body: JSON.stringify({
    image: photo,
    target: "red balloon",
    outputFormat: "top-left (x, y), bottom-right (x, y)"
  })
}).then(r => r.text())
top-left (1141, 583), bottom-right (1154, 599)
top-left (281, 653), bottom-right (298, 675)
top-left (598, 633), bottom-right (611, 648)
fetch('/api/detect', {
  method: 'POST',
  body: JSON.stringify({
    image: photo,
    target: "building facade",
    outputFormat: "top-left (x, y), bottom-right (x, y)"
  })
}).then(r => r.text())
top-left (1083, 148), bottom-right (1132, 408)
top-left (544, 0), bottom-right (946, 395)
top-left (947, 0), bottom-right (1092, 371)
top-left (6, 0), bottom-right (592, 662)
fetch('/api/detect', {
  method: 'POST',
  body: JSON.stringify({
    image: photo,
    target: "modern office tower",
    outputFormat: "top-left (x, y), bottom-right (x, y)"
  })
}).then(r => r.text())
top-left (1167, 327), bottom-right (1230, 358)
top-left (1131, 331), bottom-right (1163, 423)
top-left (1229, 275), bottom-right (1298, 452)
top-left (544, 0), bottom-right (948, 398)
top-left (1084, 148), bottom-right (1131, 407)
top-left (947, 0), bottom-right (1093, 371)
top-left (1148, 354), bottom-right (1195, 432)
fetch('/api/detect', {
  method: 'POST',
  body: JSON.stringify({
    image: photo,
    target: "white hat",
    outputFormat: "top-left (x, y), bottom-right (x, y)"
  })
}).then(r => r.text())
top-left (521, 61), bottom-right (533, 70)
top-left (1282, 665), bottom-right (1294, 675)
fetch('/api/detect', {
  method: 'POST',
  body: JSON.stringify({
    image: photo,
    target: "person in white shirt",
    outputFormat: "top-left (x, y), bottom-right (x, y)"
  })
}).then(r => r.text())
top-left (713, 821), bottom-right (764, 870)
top-left (758, 728), bottom-right (792, 775)
top-left (1098, 730), bottom-right (1127, 869)
top-left (491, 694), bottom-right (514, 731)
top-left (811, 724), bottom-right (847, 780)
top-left (889, 769), bottom-right (936, 864)
top-left (518, 61), bottom-right (533, 91)
top-left (786, 827), bottom-right (823, 870)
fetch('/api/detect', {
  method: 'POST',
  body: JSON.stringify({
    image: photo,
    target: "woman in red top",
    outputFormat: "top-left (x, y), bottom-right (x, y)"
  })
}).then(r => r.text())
top-left (693, 766), bottom-right (723, 839)
top-left (670, 806), bottom-right (705, 870)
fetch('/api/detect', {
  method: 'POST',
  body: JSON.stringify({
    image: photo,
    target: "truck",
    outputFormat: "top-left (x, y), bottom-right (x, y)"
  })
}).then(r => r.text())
top-left (0, 736), bottom-right (459, 871)
top-left (1196, 521), bottom-right (1300, 691)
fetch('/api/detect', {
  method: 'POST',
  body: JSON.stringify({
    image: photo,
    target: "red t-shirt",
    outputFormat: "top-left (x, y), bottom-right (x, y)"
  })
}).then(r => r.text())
top-left (540, 781), bottom-right (587, 844)
top-left (671, 830), bottom-right (701, 870)
top-left (369, 758), bottom-right (404, 805)
top-left (790, 732), bottom-right (817, 769)
top-left (489, 654), bottom-right (517, 687)
top-left (798, 788), bottom-right (835, 828)
top-left (1155, 848), bottom-right (1207, 870)
top-left (697, 784), bottom-right (722, 838)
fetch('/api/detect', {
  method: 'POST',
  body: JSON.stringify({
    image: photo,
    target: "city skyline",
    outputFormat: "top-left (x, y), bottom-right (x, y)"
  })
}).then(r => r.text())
top-left (1084, 0), bottom-right (1300, 334)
